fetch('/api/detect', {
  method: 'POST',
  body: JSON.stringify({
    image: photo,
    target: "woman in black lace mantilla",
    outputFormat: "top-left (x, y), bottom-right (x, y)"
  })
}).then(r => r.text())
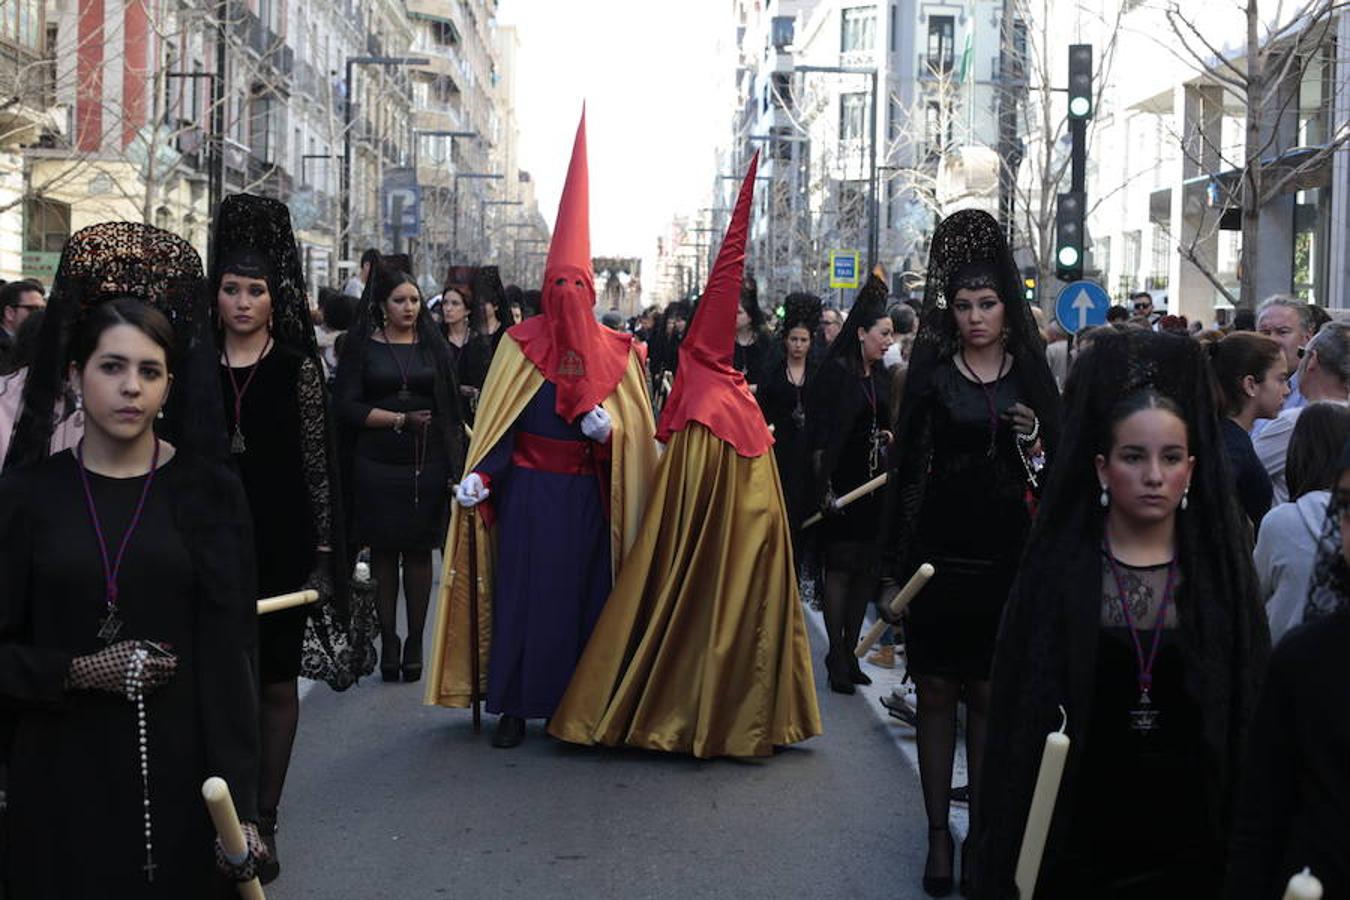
top-left (204, 192), bottom-right (366, 884)
top-left (968, 330), bottom-right (1268, 898)
top-left (882, 209), bottom-right (1062, 895)
top-left (1, 223), bottom-right (264, 896)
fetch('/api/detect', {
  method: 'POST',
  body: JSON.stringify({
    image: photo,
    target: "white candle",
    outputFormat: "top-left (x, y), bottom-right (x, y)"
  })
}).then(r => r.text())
top-left (1015, 708), bottom-right (1071, 899)
top-left (202, 777), bottom-right (267, 900)
top-left (1283, 868), bottom-right (1323, 900)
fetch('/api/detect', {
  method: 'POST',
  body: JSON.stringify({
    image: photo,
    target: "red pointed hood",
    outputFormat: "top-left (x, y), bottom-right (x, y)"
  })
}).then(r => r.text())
top-left (656, 154), bottom-right (772, 457)
top-left (509, 106), bottom-right (632, 422)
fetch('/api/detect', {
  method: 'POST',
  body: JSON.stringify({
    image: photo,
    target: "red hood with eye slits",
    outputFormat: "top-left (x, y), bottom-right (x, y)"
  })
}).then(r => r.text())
top-left (508, 107), bottom-right (631, 422)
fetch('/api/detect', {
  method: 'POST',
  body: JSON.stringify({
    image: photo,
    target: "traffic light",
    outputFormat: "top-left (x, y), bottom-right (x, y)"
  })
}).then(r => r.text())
top-left (1068, 44), bottom-right (1093, 120)
top-left (1055, 191), bottom-right (1085, 282)
top-left (1021, 267), bottom-right (1037, 303)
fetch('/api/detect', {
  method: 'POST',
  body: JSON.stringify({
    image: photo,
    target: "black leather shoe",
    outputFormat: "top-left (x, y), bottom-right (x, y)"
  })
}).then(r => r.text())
top-left (880, 692), bottom-right (918, 726)
top-left (923, 826), bottom-right (955, 897)
top-left (257, 810), bottom-right (281, 886)
top-left (491, 715), bottom-right (526, 748)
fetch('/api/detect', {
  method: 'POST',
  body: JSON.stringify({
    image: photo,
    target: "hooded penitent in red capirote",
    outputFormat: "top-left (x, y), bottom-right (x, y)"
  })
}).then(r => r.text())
top-left (549, 151), bottom-right (821, 757)
top-left (507, 108), bottom-right (631, 423)
top-left (655, 152), bottom-right (773, 458)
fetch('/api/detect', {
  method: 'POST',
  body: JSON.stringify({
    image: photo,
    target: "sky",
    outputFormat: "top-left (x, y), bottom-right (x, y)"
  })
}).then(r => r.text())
top-left (496, 0), bottom-right (735, 264)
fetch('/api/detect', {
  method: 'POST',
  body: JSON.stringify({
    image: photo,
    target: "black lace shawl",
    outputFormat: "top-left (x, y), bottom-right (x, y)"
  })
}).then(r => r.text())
top-left (967, 329), bottom-right (1270, 898)
top-left (883, 209), bottom-right (1062, 576)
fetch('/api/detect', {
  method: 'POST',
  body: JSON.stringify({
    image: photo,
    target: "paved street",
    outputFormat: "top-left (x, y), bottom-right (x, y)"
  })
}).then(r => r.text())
top-left (270, 602), bottom-right (941, 899)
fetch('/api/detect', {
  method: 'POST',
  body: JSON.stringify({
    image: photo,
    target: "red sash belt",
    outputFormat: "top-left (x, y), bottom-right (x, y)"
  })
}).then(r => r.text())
top-left (510, 431), bottom-right (612, 518)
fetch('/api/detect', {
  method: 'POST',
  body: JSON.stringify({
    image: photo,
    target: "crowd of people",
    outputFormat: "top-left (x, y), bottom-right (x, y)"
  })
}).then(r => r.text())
top-left (0, 115), bottom-right (1345, 899)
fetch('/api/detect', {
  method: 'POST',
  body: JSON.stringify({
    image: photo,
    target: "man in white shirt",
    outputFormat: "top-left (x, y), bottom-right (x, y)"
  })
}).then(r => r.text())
top-left (1254, 322), bottom-right (1350, 502)
top-left (342, 248), bottom-right (381, 298)
top-left (1253, 296), bottom-right (1315, 433)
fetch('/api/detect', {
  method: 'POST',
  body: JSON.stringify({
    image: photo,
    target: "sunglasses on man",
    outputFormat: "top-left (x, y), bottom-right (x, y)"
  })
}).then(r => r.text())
top-left (1133, 302), bottom-right (1151, 311)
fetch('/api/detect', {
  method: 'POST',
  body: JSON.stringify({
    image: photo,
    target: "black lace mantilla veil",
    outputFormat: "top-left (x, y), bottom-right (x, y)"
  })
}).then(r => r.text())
top-left (967, 329), bottom-right (1270, 898)
top-left (884, 208), bottom-right (1062, 576)
top-left (4, 221), bottom-right (216, 471)
top-left (781, 292), bottom-right (823, 338)
top-left (1305, 442), bottom-right (1350, 622)
top-left (210, 193), bottom-right (373, 690)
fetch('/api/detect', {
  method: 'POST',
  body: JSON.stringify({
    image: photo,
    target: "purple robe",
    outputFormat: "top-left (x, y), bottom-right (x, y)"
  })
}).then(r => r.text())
top-left (474, 381), bottom-right (612, 719)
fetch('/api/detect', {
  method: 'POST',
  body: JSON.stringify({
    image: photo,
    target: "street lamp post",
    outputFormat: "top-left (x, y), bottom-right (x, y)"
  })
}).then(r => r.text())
top-left (340, 55), bottom-right (429, 265)
top-left (410, 130), bottom-right (476, 275)
top-left (450, 173), bottom-right (504, 265)
top-left (478, 199), bottom-right (523, 262)
top-left (513, 237), bottom-right (547, 286)
top-left (794, 64), bottom-right (879, 267)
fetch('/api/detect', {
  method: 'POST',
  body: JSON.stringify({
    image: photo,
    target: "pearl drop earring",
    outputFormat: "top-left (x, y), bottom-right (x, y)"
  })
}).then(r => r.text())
top-left (1099, 485), bottom-right (1109, 508)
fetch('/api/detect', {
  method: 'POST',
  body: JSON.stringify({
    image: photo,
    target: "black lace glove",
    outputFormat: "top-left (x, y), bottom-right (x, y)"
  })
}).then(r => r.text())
top-left (67, 640), bottom-right (176, 699)
top-left (302, 549), bottom-right (334, 603)
top-left (214, 820), bottom-right (269, 882)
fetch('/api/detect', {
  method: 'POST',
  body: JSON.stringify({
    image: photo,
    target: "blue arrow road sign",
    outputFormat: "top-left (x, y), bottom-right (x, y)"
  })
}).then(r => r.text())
top-left (1054, 280), bottom-right (1111, 332)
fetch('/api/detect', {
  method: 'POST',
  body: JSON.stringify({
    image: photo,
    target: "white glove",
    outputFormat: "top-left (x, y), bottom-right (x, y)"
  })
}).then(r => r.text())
top-left (455, 472), bottom-right (490, 508)
top-left (579, 405), bottom-right (612, 443)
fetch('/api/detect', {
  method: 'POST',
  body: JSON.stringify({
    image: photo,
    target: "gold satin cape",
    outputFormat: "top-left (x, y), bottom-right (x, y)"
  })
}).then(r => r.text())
top-left (548, 423), bottom-right (822, 757)
top-left (423, 334), bottom-right (658, 708)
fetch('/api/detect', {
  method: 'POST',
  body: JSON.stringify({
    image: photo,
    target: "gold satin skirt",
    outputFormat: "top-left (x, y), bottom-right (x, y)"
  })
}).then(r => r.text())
top-left (548, 423), bottom-right (822, 758)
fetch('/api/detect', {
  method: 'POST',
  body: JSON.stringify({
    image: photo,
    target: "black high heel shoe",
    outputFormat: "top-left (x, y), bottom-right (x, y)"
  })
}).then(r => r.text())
top-left (380, 635), bottom-right (401, 683)
top-left (824, 652), bottom-right (855, 694)
top-left (401, 640), bottom-right (423, 683)
top-left (923, 826), bottom-right (955, 897)
top-left (848, 653), bottom-right (873, 686)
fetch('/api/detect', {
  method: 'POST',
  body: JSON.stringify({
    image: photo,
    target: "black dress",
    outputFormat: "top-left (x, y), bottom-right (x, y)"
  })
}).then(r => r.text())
top-left (757, 356), bottom-right (815, 540)
top-left (338, 339), bottom-right (450, 549)
top-left (0, 450), bottom-right (257, 898)
top-left (733, 333), bottom-right (772, 388)
top-left (808, 359), bottom-right (891, 567)
top-left (457, 327), bottom-right (504, 422)
top-left (1220, 418), bottom-right (1273, 534)
top-left (221, 347), bottom-right (331, 683)
top-left (1227, 611), bottom-right (1350, 900)
top-left (1043, 556), bottom-right (1217, 897)
top-left (903, 360), bottom-right (1032, 678)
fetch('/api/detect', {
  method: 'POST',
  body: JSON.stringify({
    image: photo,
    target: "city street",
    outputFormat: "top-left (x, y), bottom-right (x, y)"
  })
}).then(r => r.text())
top-left (269, 599), bottom-right (942, 900)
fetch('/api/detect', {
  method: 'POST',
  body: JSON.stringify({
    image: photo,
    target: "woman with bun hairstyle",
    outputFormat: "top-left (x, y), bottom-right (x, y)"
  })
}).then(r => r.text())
top-left (1208, 332), bottom-right (1287, 533)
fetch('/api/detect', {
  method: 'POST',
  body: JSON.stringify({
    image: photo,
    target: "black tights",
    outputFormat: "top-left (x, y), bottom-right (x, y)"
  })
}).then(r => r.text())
top-left (822, 569), bottom-right (876, 669)
top-left (914, 674), bottom-right (992, 876)
top-left (371, 548), bottom-right (434, 663)
top-left (258, 678), bottom-right (299, 820)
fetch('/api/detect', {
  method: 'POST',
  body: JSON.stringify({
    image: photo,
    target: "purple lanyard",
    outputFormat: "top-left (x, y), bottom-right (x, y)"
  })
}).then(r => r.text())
top-left (75, 439), bottom-right (161, 634)
top-left (1103, 538), bottom-right (1178, 700)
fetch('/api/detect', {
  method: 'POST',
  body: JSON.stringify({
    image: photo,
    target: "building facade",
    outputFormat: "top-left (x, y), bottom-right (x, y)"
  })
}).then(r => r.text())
top-left (5, 0), bottom-right (543, 297)
top-left (720, 0), bottom-right (1005, 303)
top-left (1016, 0), bottom-right (1349, 323)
